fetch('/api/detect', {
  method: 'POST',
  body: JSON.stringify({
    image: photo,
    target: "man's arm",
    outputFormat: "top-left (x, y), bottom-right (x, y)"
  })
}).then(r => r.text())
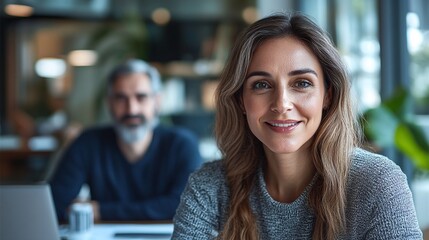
top-left (49, 138), bottom-right (88, 222)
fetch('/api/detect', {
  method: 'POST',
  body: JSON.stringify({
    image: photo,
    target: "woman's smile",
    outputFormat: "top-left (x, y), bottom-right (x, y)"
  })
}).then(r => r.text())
top-left (265, 120), bottom-right (302, 133)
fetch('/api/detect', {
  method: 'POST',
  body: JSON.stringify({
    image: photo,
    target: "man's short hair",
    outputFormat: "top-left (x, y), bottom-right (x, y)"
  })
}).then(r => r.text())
top-left (107, 59), bottom-right (162, 93)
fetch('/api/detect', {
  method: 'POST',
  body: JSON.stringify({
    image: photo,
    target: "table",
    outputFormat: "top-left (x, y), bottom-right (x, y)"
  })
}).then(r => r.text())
top-left (59, 223), bottom-right (174, 240)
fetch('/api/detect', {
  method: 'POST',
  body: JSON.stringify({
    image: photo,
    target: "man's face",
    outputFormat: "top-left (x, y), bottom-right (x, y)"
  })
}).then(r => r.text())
top-left (108, 72), bottom-right (159, 142)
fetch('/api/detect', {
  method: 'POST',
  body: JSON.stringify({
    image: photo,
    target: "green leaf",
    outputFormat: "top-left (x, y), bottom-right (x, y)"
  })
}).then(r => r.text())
top-left (362, 86), bottom-right (429, 171)
top-left (395, 123), bottom-right (429, 170)
top-left (382, 87), bottom-right (413, 121)
top-left (363, 106), bottom-right (398, 147)
top-left (405, 121), bottom-right (429, 152)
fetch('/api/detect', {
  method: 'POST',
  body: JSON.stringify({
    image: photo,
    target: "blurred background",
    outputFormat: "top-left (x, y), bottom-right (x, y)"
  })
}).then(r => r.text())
top-left (0, 0), bottom-right (428, 233)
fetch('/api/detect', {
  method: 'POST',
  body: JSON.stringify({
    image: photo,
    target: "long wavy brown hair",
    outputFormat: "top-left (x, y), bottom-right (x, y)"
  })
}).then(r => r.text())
top-left (214, 12), bottom-right (361, 240)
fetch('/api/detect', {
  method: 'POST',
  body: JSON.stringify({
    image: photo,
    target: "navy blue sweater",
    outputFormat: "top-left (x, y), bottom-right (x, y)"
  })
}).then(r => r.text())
top-left (50, 125), bottom-right (203, 221)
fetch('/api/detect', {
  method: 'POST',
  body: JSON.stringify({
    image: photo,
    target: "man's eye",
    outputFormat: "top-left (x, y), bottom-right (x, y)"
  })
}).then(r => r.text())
top-left (136, 94), bottom-right (149, 102)
top-left (114, 95), bottom-right (127, 102)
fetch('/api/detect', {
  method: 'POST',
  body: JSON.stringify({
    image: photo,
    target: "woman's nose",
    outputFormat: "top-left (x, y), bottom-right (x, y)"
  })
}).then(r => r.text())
top-left (270, 88), bottom-right (293, 113)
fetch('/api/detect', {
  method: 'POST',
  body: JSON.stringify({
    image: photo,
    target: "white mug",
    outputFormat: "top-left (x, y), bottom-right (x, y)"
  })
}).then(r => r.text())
top-left (68, 202), bottom-right (93, 239)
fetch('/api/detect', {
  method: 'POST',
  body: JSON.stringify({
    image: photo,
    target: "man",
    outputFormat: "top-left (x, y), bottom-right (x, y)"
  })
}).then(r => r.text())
top-left (50, 59), bottom-right (203, 221)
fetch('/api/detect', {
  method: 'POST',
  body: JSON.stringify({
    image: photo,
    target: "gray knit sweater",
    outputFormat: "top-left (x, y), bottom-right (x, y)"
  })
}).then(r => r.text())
top-left (172, 148), bottom-right (423, 239)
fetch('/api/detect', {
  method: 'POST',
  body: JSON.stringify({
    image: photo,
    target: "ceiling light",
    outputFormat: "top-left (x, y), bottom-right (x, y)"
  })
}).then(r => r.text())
top-left (35, 58), bottom-right (66, 78)
top-left (242, 7), bottom-right (258, 24)
top-left (68, 50), bottom-right (98, 67)
top-left (4, 4), bottom-right (33, 17)
top-left (152, 8), bottom-right (171, 26)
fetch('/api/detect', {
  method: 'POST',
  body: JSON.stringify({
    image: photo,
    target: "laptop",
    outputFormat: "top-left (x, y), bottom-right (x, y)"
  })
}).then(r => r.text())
top-left (0, 183), bottom-right (60, 240)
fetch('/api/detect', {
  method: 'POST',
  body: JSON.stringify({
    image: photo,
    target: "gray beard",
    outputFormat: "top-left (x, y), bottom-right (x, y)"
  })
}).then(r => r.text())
top-left (115, 118), bottom-right (159, 144)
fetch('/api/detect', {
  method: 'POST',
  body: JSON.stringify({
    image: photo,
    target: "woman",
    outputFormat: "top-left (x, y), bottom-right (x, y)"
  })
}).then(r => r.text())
top-left (172, 13), bottom-right (422, 239)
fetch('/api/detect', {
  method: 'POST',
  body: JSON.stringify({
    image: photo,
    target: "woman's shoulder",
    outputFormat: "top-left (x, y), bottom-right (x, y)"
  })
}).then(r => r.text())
top-left (344, 150), bottom-right (421, 239)
top-left (182, 160), bottom-right (229, 212)
top-left (189, 160), bottom-right (226, 185)
top-left (348, 148), bottom-right (407, 193)
top-left (351, 148), bottom-right (401, 173)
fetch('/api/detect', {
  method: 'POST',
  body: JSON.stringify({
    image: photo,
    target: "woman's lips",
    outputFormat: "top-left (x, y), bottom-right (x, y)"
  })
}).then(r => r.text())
top-left (266, 120), bottom-right (301, 132)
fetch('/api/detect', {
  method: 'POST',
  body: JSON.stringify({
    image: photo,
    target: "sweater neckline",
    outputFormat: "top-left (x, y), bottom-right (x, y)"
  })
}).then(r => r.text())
top-left (257, 166), bottom-right (318, 207)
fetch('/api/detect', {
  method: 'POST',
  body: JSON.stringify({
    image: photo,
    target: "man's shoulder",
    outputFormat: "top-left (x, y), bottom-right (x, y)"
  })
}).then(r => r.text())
top-left (73, 125), bottom-right (115, 144)
top-left (59, 125), bottom-right (116, 164)
top-left (155, 125), bottom-right (198, 142)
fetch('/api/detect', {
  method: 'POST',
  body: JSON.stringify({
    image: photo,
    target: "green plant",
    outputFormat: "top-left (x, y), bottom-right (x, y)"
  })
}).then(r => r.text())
top-left (362, 87), bottom-right (429, 170)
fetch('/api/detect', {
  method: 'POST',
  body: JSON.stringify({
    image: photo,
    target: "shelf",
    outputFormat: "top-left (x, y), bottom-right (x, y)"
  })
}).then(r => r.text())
top-left (154, 60), bottom-right (223, 80)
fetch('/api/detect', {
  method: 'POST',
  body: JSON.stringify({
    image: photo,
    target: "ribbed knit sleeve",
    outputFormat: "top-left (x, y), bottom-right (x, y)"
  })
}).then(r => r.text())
top-left (172, 161), bottom-right (227, 239)
top-left (342, 148), bottom-right (423, 239)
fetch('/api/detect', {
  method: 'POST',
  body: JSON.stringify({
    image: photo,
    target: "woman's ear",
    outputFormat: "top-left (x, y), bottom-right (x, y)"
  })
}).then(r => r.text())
top-left (239, 94), bottom-right (246, 114)
top-left (323, 86), bottom-right (332, 110)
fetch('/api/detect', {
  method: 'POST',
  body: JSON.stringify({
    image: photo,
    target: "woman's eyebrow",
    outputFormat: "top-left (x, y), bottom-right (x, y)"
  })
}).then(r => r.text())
top-left (245, 71), bottom-right (271, 80)
top-left (245, 68), bottom-right (318, 80)
top-left (288, 68), bottom-right (318, 77)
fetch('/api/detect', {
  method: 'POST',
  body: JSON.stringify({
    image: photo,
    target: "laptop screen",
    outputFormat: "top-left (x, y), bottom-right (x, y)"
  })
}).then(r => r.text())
top-left (0, 184), bottom-right (60, 240)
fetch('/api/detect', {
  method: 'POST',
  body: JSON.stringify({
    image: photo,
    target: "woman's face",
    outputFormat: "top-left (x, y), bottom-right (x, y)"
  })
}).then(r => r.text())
top-left (242, 36), bottom-right (329, 155)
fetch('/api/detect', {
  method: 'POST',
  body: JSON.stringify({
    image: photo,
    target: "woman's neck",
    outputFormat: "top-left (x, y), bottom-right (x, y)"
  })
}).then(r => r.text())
top-left (264, 148), bottom-right (316, 203)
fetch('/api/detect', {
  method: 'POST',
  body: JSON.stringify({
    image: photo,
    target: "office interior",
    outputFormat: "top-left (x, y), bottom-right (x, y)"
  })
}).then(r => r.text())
top-left (0, 0), bottom-right (428, 235)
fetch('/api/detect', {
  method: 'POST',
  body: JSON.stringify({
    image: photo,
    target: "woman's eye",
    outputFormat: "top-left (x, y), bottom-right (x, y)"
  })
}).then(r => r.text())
top-left (294, 80), bottom-right (312, 88)
top-left (252, 81), bottom-right (270, 90)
